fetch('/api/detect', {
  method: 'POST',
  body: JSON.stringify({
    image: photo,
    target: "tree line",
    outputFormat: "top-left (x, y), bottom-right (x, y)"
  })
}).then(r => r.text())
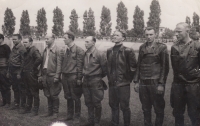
top-left (1, 0), bottom-right (199, 39)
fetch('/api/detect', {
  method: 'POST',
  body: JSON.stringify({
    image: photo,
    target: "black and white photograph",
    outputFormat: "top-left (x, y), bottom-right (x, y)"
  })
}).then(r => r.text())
top-left (0, 0), bottom-right (200, 126)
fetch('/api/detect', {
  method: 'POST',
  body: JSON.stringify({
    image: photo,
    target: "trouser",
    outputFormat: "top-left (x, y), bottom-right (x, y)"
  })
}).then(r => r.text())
top-left (10, 67), bottom-right (26, 107)
top-left (170, 82), bottom-right (200, 126)
top-left (22, 71), bottom-right (40, 112)
top-left (61, 73), bottom-right (82, 118)
top-left (42, 69), bottom-right (61, 114)
top-left (83, 76), bottom-right (104, 124)
top-left (0, 67), bottom-right (11, 105)
top-left (109, 85), bottom-right (131, 126)
top-left (139, 79), bottom-right (165, 126)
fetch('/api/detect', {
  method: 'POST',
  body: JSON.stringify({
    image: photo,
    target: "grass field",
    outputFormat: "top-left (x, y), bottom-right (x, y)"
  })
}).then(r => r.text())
top-left (0, 39), bottom-right (193, 126)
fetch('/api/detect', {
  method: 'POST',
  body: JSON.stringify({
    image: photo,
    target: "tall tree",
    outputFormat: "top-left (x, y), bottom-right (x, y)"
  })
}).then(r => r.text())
top-left (147, 0), bottom-right (161, 33)
top-left (2, 8), bottom-right (16, 37)
top-left (193, 12), bottom-right (199, 32)
top-left (82, 8), bottom-right (96, 36)
top-left (99, 6), bottom-right (112, 36)
top-left (162, 28), bottom-right (174, 39)
top-left (52, 6), bottom-right (64, 37)
top-left (36, 8), bottom-right (47, 37)
top-left (133, 6), bottom-right (144, 37)
top-left (186, 16), bottom-right (191, 25)
top-left (69, 9), bottom-right (79, 35)
top-left (116, 1), bottom-right (128, 30)
top-left (20, 10), bottom-right (31, 36)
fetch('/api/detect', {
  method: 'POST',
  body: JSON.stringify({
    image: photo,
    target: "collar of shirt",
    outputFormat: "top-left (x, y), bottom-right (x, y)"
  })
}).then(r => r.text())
top-left (111, 44), bottom-right (124, 52)
top-left (67, 43), bottom-right (76, 53)
top-left (45, 44), bottom-right (56, 53)
top-left (86, 46), bottom-right (97, 58)
top-left (14, 42), bottom-right (23, 49)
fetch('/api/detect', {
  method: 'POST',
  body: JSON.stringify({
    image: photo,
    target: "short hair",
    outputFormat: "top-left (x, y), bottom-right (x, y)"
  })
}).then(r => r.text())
top-left (13, 34), bottom-right (22, 40)
top-left (176, 22), bottom-right (190, 31)
top-left (23, 36), bottom-right (33, 42)
top-left (92, 36), bottom-right (96, 42)
top-left (144, 26), bottom-right (156, 33)
top-left (0, 34), bottom-right (4, 40)
top-left (117, 29), bottom-right (126, 39)
top-left (65, 31), bottom-right (75, 41)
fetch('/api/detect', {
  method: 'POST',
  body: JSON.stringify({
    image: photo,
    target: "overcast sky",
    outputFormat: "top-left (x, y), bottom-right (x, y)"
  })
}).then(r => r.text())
top-left (0, 0), bottom-right (200, 35)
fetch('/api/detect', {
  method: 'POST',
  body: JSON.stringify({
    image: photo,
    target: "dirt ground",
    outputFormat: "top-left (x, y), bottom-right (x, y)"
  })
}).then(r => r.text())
top-left (0, 40), bottom-right (193, 126)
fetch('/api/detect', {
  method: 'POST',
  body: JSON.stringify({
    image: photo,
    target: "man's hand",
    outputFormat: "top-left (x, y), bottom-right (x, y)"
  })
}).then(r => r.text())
top-left (6, 73), bottom-right (9, 78)
top-left (77, 80), bottom-right (82, 86)
top-left (134, 82), bottom-right (139, 93)
top-left (156, 85), bottom-right (164, 94)
top-left (17, 74), bottom-right (21, 80)
top-left (38, 76), bottom-right (43, 83)
top-left (54, 78), bottom-right (59, 83)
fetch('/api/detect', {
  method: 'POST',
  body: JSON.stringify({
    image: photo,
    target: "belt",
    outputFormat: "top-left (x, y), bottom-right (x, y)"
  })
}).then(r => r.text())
top-left (83, 74), bottom-right (102, 78)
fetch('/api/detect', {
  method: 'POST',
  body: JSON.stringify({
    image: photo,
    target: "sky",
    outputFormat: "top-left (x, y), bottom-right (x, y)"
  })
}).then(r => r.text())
top-left (0, 0), bottom-right (200, 35)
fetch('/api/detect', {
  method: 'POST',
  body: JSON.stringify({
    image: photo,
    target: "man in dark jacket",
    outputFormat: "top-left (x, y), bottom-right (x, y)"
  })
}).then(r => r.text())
top-left (59, 31), bottom-right (84, 124)
top-left (134, 27), bottom-right (169, 126)
top-left (19, 37), bottom-right (42, 116)
top-left (7, 34), bottom-right (26, 111)
top-left (82, 36), bottom-right (107, 126)
top-left (107, 29), bottom-right (137, 126)
top-left (170, 22), bottom-right (200, 126)
top-left (0, 34), bottom-right (11, 108)
top-left (38, 35), bottom-right (62, 119)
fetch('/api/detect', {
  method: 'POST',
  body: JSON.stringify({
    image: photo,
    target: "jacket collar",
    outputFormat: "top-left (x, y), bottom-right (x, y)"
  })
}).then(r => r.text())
top-left (14, 42), bottom-right (23, 49)
top-left (86, 46), bottom-right (97, 58)
top-left (110, 44), bottom-right (124, 52)
top-left (44, 44), bottom-right (56, 53)
top-left (67, 44), bottom-right (76, 53)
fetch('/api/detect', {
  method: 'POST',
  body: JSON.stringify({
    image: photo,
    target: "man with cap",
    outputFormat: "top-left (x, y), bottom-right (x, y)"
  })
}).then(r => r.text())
top-left (170, 22), bottom-right (200, 126)
top-left (38, 35), bottom-right (62, 119)
top-left (59, 31), bottom-right (84, 124)
top-left (19, 36), bottom-right (42, 116)
top-left (82, 36), bottom-right (107, 126)
top-left (107, 29), bottom-right (137, 126)
top-left (134, 27), bottom-right (169, 126)
top-left (0, 34), bottom-right (11, 108)
top-left (7, 34), bottom-right (26, 112)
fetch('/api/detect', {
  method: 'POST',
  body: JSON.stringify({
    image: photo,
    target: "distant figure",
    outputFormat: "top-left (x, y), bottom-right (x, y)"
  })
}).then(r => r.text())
top-left (107, 29), bottom-right (137, 126)
top-left (134, 27), bottom-right (169, 126)
top-left (0, 34), bottom-right (11, 108)
top-left (38, 35), bottom-right (62, 119)
top-left (171, 22), bottom-right (200, 126)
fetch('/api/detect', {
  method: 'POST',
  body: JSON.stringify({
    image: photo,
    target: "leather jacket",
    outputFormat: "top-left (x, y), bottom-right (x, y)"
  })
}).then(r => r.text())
top-left (171, 40), bottom-right (200, 84)
top-left (134, 41), bottom-right (169, 84)
top-left (107, 44), bottom-right (137, 86)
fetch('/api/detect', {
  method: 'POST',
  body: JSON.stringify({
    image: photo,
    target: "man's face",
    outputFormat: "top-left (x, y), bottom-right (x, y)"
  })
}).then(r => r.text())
top-left (85, 36), bottom-right (95, 50)
top-left (45, 37), bottom-right (54, 46)
top-left (111, 31), bottom-right (124, 43)
top-left (63, 34), bottom-right (72, 45)
top-left (12, 36), bottom-right (21, 46)
top-left (145, 29), bottom-right (156, 43)
top-left (174, 25), bottom-right (188, 42)
top-left (23, 38), bottom-right (32, 49)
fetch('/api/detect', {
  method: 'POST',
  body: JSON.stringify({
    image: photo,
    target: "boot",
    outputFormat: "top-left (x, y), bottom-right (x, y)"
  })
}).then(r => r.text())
top-left (175, 115), bottom-right (184, 126)
top-left (144, 111), bottom-right (153, 126)
top-left (88, 106), bottom-right (95, 124)
top-left (123, 108), bottom-right (131, 126)
top-left (19, 107), bottom-right (31, 114)
top-left (29, 107), bottom-right (38, 117)
top-left (52, 98), bottom-right (59, 119)
top-left (111, 108), bottom-right (119, 126)
top-left (66, 99), bottom-right (74, 120)
top-left (155, 113), bottom-right (164, 126)
top-left (94, 107), bottom-right (102, 124)
top-left (41, 98), bottom-right (53, 117)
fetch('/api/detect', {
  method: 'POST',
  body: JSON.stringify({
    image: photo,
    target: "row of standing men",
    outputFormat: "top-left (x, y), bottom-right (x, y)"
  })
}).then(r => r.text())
top-left (0, 22), bottom-right (200, 126)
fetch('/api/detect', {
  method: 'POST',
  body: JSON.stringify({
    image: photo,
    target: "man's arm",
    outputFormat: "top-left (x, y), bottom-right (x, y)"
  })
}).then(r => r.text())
top-left (77, 48), bottom-right (84, 81)
top-left (158, 45), bottom-right (169, 85)
top-left (100, 51), bottom-right (107, 78)
top-left (127, 48), bottom-right (137, 82)
top-left (32, 48), bottom-right (42, 74)
top-left (55, 47), bottom-right (61, 80)
top-left (133, 47), bottom-right (141, 83)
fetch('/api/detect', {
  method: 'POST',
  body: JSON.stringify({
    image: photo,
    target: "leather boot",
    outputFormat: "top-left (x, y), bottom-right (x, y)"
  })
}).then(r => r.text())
top-left (94, 107), bottom-right (102, 124)
top-left (41, 98), bottom-right (53, 117)
top-left (123, 108), bottom-right (131, 126)
top-left (111, 108), bottom-right (119, 126)
top-left (155, 113), bottom-right (164, 126)
top-left (144, 111), bottom-right (153, 126)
